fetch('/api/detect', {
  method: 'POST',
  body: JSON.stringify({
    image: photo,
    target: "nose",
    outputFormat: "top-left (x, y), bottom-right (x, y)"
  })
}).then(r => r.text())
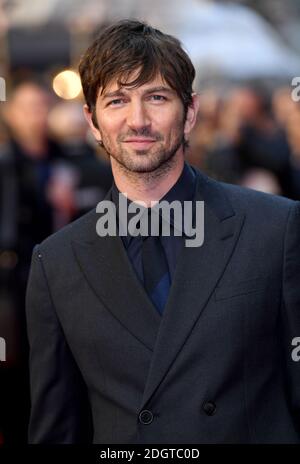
top-left (126, 99), bottom-right (151, 131)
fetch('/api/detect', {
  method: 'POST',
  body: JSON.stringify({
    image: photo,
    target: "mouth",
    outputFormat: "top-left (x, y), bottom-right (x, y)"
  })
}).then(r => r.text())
top-left (123, 139), bottom-right (156, 149)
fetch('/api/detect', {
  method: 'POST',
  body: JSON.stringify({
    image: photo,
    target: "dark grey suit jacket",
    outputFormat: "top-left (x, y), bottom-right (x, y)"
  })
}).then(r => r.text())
top-left (26, 166), bottom-right (300, 443)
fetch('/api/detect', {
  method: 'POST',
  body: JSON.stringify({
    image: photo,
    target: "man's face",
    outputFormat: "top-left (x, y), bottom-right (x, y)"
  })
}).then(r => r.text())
top-left (84, 73), bottom-right (195, 173)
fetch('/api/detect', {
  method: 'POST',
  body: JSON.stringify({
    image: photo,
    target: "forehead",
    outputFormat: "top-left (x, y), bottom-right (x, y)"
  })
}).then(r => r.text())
top-left (99, 72), bottom-right (174, 97)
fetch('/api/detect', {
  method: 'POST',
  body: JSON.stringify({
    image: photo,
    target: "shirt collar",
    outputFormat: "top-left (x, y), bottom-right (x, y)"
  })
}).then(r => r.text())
top-left (111, 161), bottom-right (196, 247)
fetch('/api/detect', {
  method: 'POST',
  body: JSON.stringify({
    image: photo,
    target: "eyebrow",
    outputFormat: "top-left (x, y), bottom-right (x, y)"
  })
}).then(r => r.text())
top-left (102, 86), bottom-right (176, 99)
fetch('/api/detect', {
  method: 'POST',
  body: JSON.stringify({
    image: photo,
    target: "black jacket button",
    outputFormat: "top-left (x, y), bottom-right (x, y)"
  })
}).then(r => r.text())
top-left (202, 401), bottom-right (216, 416)
top-left (139, 409), bottom-right (153, 424)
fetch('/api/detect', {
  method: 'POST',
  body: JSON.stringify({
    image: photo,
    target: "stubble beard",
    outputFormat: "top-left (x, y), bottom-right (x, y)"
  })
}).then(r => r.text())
top-left (100, 124), bottom-right (186, 180)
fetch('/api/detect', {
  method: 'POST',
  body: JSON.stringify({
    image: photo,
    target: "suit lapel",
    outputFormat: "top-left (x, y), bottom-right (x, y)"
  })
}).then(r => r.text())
top-left (140, 170), bottom-right (245, 408)
top-left (71, 189), bottom-right (161, 353)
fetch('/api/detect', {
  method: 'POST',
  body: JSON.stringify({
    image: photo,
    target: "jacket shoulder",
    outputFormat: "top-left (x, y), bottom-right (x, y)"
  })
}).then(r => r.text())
top-left (192, 166), bottom-right (299, 233)
top-left (194, 166), bottom-right (297, 213)
top-left (219, 180), bottom-right (296, 212)
top-left (37, 207), bottom-right (99, 256)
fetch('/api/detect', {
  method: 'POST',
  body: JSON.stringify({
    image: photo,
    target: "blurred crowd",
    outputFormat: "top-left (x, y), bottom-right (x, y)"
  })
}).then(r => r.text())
top-left (0, 79), bottom-right (112, 444)
top-left (188, 84), bottom-right (300, 199)
top-left (0, 77), bottom-right (299, 443)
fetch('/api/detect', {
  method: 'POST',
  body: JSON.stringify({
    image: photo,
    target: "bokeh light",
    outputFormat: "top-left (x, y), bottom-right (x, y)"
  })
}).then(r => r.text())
top-left (52, 70), bottom-right (82, 99)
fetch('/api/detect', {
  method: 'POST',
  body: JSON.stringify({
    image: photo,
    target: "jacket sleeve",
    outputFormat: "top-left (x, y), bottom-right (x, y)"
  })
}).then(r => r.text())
top-left (26, 245), bottom-right (92, 443)
top-left (281, 201), bottom-right (300, 438)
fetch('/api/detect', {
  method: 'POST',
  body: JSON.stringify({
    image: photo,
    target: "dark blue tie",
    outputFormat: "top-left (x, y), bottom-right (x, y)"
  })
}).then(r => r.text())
top-left (141, 229), bottom-right (171, 315)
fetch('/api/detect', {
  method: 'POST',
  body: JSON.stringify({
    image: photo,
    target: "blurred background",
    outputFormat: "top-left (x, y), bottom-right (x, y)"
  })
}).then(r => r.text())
top-left (0, 0), bottom-right (300, 444)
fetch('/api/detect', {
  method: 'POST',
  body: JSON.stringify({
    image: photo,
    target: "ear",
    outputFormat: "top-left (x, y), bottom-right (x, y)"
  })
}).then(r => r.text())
top-left (184, 93), bottom-right (200, 137)
top-left (83, 104), bottom-right (102, 142)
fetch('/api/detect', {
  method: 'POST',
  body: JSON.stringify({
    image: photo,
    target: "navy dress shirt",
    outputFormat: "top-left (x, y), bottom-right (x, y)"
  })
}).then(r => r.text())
top-left (111, 162), bottom-right (196, 286)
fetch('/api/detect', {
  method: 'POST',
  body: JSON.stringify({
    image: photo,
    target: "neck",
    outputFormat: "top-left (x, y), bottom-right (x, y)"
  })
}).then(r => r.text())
top-left (111, 152), bottom-right (185, 207)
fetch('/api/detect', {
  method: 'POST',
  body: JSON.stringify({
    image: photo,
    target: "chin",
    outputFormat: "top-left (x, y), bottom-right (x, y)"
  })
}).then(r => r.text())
top-left (125, 154), bottom-right (173, 173)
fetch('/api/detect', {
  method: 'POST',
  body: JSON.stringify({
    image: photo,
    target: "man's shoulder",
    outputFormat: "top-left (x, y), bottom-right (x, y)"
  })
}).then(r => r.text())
top-left (220, 179), bottom-right (295, 211)
top-left (220, 181), bottom-right (299, 232)
top-left (194, 166), bottom-right (297, 215)
top-left (38, 206), bottom-right (99, 256)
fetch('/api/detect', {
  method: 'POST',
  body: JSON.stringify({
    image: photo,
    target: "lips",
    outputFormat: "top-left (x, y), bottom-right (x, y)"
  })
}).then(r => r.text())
top-left (123, 139), bottom-right (156, 149)
top-left (124, 139), bottom-right (156, 143)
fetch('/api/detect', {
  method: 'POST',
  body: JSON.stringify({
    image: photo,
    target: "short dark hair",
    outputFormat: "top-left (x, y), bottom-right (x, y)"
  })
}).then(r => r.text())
top-left (78, 19), bottom-right (195, 126)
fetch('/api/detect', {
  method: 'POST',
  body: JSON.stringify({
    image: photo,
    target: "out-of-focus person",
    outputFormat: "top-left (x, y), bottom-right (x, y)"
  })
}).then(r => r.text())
top-left (195, 86), bottom-right (300, 199)
top-left (0, 80), bottom-right (65, 443)
top-left (47, 100), bottom-right (112, 218)
top-left (272, 86), bottom-right (299, 130)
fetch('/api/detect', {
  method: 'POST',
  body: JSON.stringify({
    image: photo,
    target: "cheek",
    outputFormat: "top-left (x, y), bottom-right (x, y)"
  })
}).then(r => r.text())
top-left (97, 112), bottom-right (124, 136)
top-left (98, 122), bottom-right (119, 142)
top-left (154, 105), bottom-right (185, 132)
top-left (161, 117), bottom-right (185, 140)
top-left (153, 111), bottom-right (182, 133)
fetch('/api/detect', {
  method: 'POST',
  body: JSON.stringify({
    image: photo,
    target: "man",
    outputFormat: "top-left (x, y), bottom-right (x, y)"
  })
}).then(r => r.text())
top-left (26, 20), bottom-right (300, 444)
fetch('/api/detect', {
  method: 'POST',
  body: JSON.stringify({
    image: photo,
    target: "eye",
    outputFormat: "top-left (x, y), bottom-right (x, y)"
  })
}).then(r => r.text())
top-left (149, 95), bottom-right (167, 102)
top-left (108, 98), bottom-right (125, 106)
